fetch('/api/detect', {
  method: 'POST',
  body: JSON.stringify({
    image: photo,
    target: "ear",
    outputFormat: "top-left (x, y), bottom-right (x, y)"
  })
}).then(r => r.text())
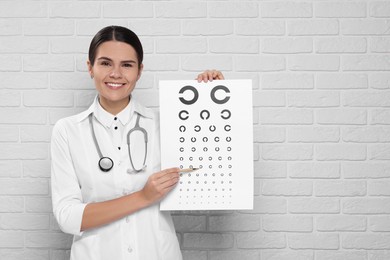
top-left (87, 60), bottom-right (93, 78)
top-left (137, 63), bottom-right (144, 80)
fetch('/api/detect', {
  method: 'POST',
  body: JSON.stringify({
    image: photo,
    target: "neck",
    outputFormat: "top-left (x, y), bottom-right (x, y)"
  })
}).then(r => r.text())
top-left (98, 96), bottom-right (130, 115)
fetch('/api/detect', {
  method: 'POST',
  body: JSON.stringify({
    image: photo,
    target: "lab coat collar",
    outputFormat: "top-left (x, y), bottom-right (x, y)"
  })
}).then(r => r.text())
top-left (75, 95), bottom-right (154, 124)
top-left (95, 96), bottom-right (134, 128)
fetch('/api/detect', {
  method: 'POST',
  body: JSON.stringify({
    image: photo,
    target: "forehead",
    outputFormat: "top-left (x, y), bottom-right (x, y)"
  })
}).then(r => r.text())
top-left (96, 41), bottom-right (137, 60)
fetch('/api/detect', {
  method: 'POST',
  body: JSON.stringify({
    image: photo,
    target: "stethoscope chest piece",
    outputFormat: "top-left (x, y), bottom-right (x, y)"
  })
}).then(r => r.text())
top-left (99, 157), bottom-right (114, 172)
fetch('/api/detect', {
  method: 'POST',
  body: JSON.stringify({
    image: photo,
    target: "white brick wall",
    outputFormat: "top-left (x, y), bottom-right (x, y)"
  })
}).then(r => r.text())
top-left (0, 0), bottom-right (389, 259)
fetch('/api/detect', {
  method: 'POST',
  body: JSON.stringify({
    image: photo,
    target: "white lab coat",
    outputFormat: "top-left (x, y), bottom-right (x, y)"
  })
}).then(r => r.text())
top-left (51, 96), bottom-right (182, 260)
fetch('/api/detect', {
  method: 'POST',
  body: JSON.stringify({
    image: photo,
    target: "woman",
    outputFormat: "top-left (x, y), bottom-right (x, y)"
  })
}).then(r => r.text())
top-left (51, 25), bottom-right (224, 260)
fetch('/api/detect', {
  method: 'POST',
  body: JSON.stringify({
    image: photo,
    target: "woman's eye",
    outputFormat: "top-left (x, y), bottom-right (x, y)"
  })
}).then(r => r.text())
top-left (123, 63), bottom-right (133, 68)
top-left (101, 61), bottom-right (110, 66)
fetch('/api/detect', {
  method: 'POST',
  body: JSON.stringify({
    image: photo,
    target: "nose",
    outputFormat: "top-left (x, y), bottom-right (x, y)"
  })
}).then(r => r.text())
top-left (109, 66), bottom-right (122, 78)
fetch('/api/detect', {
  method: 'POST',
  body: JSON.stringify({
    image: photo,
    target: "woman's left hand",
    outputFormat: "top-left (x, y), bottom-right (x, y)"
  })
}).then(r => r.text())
top-left (196, 70), bottom-right (225, 83)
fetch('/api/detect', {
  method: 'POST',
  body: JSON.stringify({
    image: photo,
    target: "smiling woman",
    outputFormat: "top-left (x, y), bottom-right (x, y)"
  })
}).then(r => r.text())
top-left (50, 25), bottom-right (224, 260)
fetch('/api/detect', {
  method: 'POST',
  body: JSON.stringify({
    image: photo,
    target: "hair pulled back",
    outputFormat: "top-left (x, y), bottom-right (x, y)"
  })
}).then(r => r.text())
top-left (88, 25), bottom-right (143, 68)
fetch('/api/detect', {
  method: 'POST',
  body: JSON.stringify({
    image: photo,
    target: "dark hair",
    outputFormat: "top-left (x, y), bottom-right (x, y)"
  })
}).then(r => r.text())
top-left (88, 25), bottom-right (143, 68)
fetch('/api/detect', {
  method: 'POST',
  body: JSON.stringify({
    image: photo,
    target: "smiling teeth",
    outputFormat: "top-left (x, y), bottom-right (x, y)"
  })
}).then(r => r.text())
top-left (107, 83), bottom-right (123, 87)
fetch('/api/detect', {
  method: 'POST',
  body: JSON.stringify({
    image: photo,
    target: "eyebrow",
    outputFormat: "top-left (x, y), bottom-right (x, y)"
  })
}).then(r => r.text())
top-left (97, 57), bottom-right (137, 64)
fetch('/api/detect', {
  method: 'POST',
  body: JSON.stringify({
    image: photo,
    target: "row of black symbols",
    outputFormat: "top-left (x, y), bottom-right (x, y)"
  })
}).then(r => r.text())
top-left (178, 109), bottom-right (231, 121)
top-left (179, 136), bottom-right (232, 143)
top-left (179, 156), bottom-right (232, 161)
top-left (179, 164), bottom-right (233, 170)
top-left (180, 188), bottom-right (233, 192)
top-left (179, 85), bottom-right (231, 105)
top-left (179, 124), bottom-right (231, 133)
top-left (180, 180), bottom-right (232, 185)
top-left (180, 172), bottom-right (233, 177)
top-left (179, 146), bottom-right (232, 152)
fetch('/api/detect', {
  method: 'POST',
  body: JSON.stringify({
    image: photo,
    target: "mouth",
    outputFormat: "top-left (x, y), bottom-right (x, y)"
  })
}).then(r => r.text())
top-left (105, 82), bottom-right (126, 90)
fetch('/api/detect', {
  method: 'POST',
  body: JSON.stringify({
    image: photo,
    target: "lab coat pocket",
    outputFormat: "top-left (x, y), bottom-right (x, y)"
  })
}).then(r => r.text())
top-left (71, 229), bottom-right (99, 260)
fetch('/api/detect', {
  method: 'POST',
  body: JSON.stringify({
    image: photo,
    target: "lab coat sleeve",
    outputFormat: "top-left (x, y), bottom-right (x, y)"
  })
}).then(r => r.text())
top-left (51, 120), bottom-right (87, 236)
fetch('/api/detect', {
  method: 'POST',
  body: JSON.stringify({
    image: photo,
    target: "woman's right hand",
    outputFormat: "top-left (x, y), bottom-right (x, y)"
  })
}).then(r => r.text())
top-left (140, 167), bottom-right (180, 205)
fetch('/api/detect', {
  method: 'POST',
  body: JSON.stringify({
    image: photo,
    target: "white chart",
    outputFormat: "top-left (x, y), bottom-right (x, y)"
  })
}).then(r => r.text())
top-left (159, 80), bottom-right (253, 211)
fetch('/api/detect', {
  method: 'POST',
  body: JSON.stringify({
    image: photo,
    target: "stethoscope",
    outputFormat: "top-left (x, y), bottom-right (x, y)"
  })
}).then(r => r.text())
top-left (89, 113), bottom-right (148, 173)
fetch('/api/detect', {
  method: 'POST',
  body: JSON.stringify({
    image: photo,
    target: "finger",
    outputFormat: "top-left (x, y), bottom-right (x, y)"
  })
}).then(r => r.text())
top-left (153, 167), bottom-right (180, 179)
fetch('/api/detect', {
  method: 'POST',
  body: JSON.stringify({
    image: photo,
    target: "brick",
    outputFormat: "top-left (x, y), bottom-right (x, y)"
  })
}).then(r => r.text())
top-left (343, 55), bottom-right (390, 71)
top-left (261, 2), bottom-right (312, 18)
top-left (236, 20), bottom-right (285, 36)
top-left (0, 161), bottom-right (21, 178)
top-left (183, 233), bottom-right (233, 249)
top-left (0, 72), bottom-right (48, 89)
top-left (343, 126), bottom-right (390, 143)
top-left (50, 72), bottom-right (92, 90)
top-left (287, 91), bottom-right (339, 108)
top-left (342, 233), bottom-right (390, 249)
top-left (315, 180), bottom-right (366, 197)
top-left (0, 126), bottom-right (19, 142)
top-left (262, 215), bottom-right (313, 232)
top-left (50, 2), bottom-right (100, 18)
top-left (210, 37), bottom-right (259, 54)
top-left (51, 250), bottom-right (70, 260)
top-left (0, 144), bottom-right (47, 160)
top-left (0, 36), bottom-right (48, 54)
top-left (288, 126), bottom-right (339, 143)
top-left (316, 37), bottom-right (366, 53)
top-left (129, 20), bottom-right (181, 36)
top-left (0, 2), bottom-right (46, 17)
top-left (316, 109), bottom-right (367, 125)
top-left (315, 2), bottom-right (366, 18)
top-left (343, 91), bottom-right (390, 107)
top-left (26, 232), bottom-right (73, 249)
top-left (208, 214), bottom-right (260, 232)
top-left (288, 20), bottom-right (339, 36)
top-left (142, 55), bottom-right (180, 71)
top-left (172, 215), bottom-right (206, 232)
top-left (236, 55), bottom-right (285, 72)
top-left (288, 233), bottom-right (339, 250)
top-left (24, 55), bottom-right (74, 72)
top-left (156, 2), bottom-right (206, 18)
top-left (132, 89), bottom-right (159, 107)
top-left (253, 126), bottom-right (285, 143)
top-left (20, 126), bottom-right (51, 143)
top-left (0, 197), bottom-right (24, 213)
top-left (317, 215), bottom-right (366, 232)
top-left (25, 197), bottom-right (52, 213)
top-left (75, 90), bottom-right (96, 107)
top-left (342, 20), bottom-right (390, 35)
top-left (370, 37), bottom-right (390, 53)
top-left (23, 90), bottom-right (74, 107)
top-left (252, 196), bottom-right (287, 214)
top-left (369, 251), bottom-right (390, 260)
top-left (182, 250), bottom-right (207, 260)
top-left (51, 38), bottom-right (90, 54)
top-left (262, 144), bottom-right (313, 161)
top-left (289, 198), bottom-right (340, 214)
top-left (316, 144), bottom-right (366, 161)
top-left (343, 162), bottom-right (390, 178)
top-left (0, 179), bottom-right (48, 195)
top-left (0, 90), bottom-right (20, 107)
top-left (0, 19), bottom-right (22, 35)
top-left (0, 249), bottom-right (49, 260)
top-left (262, 180), bottom-right (312, 196)
top-left (23, 160), bottom-right (50, 178)
top-left (369, 144), bottom-right (390, 160)
top-left (103, 2), bottom-right (153, 18)
top-left (0, 231), bottom-right (24, 247)
top-left (253, 161), bottom-right (287, 178)
top-left (370, 73), bottom-right (390, 89)
top-left (0, 55), bottom-right (21, 71)
top-left (24, 19), bottom-right (74, 36)
top-left (316, 73), bottom-right (367, 89)
top-left (0, 108), bottom-right (46, 124)
top-left (182, 55), bottom-right (232, 71)
top-left (263, 37), bottom-right (312, 54)
top-left (261, 250), bottom-right (313, 260)
top-left (252, 91), bottom-right (285, 107)
top-left (209, 2), bottom-right (258, 18)
top-left (369, 216), bottom-right (390, 231)
top-left (289, 162), bottom-right (340, 179)
top-left (261, 73), bottom-right (314, 90)
top-left (370, 1), bottom-right (390, 17)
top-left (76, 20), bottom-right (128, 36)
top-left (183, 20), bottom-right (233, 36)
top-left (209, 251), bottom-right (259, 260)
top-left (368, 180), bottom-right (390, 196)
top-left (260, 109), bottom-right (313, 125)
top-left (236, 232), bottom-right (286, 249)
top-left (343, 198), bottom-right (390, 214)
top-left (316, 250), bottom-right (367, 260)
top-left (0, 214), bottom-right (49, 230)
top-left (156, 38), bottom-right (207, 54)
top-left (289, 55), bottom-right (340, 71)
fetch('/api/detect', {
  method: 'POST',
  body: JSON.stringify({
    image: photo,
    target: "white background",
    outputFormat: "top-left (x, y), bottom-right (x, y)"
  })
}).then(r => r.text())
top-left (0, 0), bottom-right (390, 259)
